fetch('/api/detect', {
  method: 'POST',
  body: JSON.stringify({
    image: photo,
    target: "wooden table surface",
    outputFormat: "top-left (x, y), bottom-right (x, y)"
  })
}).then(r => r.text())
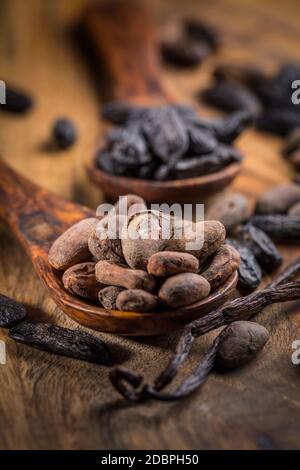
top-left (1, 0), bottom-right (300, 450)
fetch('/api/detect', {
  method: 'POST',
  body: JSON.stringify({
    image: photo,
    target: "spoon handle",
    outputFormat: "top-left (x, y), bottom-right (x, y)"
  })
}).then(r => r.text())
top-left (82, 0), bottom-right (171, 105)
top-left (0, 159), bottom-right (92, 254)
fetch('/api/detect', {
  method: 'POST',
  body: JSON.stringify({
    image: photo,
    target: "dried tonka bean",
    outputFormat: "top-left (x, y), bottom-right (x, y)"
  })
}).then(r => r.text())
top-left (99, 286), bottom-right (124, 310)
top-left (147, 251), bottom-right (199, 277)
top-left (53, 118), bottom-right (76, 149)
top-left (142, 107), bottom-right (188, 163)
top-left (226, 238), bottom-right (262, 291)
top-left (256, 110), bottom-right (300, 136)
top-left (201, 82), bottom-right (260, 115)
top-left (158, 273), bottom-right (210, 308)
top-left (9, 323), bottom-right (111, 365)
top-left (101, 102), bottom-right (144, 125)
top-left (255, 183), bottom-right (300, 214)
top-left (62, 262), bottom-right (102, 301)
top-left (95, 260), bottom-right (156, 292)
top-left (116, 289), bottom-right (158, 312)
top-left (211, 110), bottom-right (253, 144)
top-left (184, 19), bottom-right (220, 51)
top-left (236, 224), bottom-right (282, 272)
top-left (282, 128), bottom-right (300, 158)
top-left (48, 218), bottom-right (98, 270)
top-left (251, 215), bottom-right (300, 242)
top-left (206, 193), bottom-right (249, 232)
top-left (0, 294), bottom-right (27, 328)
top-left (201, 244), bottom-right (240, 290)
top-left (213, 64), bottom-right (268, 87)
top-left (161, 40), bottom-right (210, 67)
top-left (1, 85), bottom-right (33, 113)
top-left (187, 126), bottom-right (218, 155)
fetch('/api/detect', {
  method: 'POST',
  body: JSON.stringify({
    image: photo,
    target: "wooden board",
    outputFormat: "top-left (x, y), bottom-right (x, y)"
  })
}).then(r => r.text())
top-left (0, 0), bottom-right (300, 450)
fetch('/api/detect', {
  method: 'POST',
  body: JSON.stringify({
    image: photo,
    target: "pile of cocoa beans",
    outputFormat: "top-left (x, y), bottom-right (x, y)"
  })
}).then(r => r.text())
top-left (48, 195), bottom-right (240, 313)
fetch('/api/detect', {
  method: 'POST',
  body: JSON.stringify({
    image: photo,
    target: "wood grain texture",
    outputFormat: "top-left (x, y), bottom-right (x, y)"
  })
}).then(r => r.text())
top-left (0, 0), bottom-right (300, 450)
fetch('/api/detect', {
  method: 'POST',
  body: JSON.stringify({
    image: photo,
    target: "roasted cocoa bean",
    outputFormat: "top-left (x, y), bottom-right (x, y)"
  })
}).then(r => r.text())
top-left (206, 193), bottom-right (250, 232)
top-left (236, 224), bottom-right (282, 272)
top-left (88, 215), bottom-right (125, 264)
top-left (116, 289), bottom-right (158, 312)
top-left (201, 244), bottom-right (240, 290)
top-left (95, 260), bottom-right (156, 292)
top-left (98, 286), bottom-right (124, 310)
top-left (48, 218), bottom-right (98, 270)
top-left (216, 321), bottom-right (269, 368)
top-left (0, 294), bottom-right (27, 328)
top-left (62, 262), bottom-right (102, 301)
top-left (251, 215), bottom-right (300, 241)
top-left (226, 238), bottom-right (262, 291)
top-left (158, 273), bottom-right (210, 308)
top-left (147, 251), bottom-right (199, 277)
top-left (255, 183), bottom-right (300, 214)
top-left (9, 323), bottom-right (111, 364)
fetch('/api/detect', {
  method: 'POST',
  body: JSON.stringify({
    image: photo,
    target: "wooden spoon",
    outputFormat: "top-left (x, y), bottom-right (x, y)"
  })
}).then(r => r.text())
top-left (83, 0), bottom-right (241, 204)
top-left (0, 160), bottom-right (237, 336)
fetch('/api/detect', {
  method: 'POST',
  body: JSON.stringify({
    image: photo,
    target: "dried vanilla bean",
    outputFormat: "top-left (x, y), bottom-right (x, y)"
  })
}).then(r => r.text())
top-left (110, 259), bottom-right (300, 401)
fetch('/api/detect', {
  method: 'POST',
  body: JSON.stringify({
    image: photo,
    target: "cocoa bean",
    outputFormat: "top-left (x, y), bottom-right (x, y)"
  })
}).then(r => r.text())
top-left (255, 183), bottom-right (300, 214)
top-left (99, 286), bottom-right (124, 310)
top-left (206, 193), bottom-right (250, 232)
top-left (216, 321), bottom-right (269, 368)
top-left (201, 244), bottom-right (240, 290)
top-left (289, 201), bottom-right (300, 216)
top-left (95, 260), bottom-right (156, 292)
top-left (116, 289), bottom-right (158, 312)
top-left (62, 262), bottom-right (102, 301)
top-left (147, 251), bottom-right (199, 277)
top-left (88, 215), bottom-right (125, 264)
top-left (48, 218), bottom-right (98, 270)
top-left (158, 273), bottom-right (210, 308)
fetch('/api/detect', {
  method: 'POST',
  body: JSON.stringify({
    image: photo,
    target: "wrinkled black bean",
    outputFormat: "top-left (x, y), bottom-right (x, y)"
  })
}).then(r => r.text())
top-left (1, 85), bottom-right (33, 113)
top-left (142, 107), bottom-right (188, 163)
top-left (251, 215), bottom-right (300, 242)
top-left (184, 18), bottom-right (220, 51)
top-left (53, 118), bottom-right (76, 149)
top-left (161, 40), bottom-right (210, 67)
top-left (101, 101), bottom-right (144, 125)
top-left (236, 224), bottom-right (282, 272)
top-left (9, 323), bottom-right (111, 365)
top-left (226, 238), bottom-right (262, 291)
top-left (187, 126), bottom-right (218, 155)
top-left (108, 127), bottom-right (149, 167)
top-left (0, 294), bottom-right (27, 328)
top-left (201, 82), bottom-right (261, 115)
top-left (256, 110), bottom-right (300, 136)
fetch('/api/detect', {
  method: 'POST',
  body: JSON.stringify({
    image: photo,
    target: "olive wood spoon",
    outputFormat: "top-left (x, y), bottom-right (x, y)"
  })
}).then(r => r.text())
top-left (83, 0), bottom-right (241, 203)
top-left (0, 160), bottom-right (237, 336)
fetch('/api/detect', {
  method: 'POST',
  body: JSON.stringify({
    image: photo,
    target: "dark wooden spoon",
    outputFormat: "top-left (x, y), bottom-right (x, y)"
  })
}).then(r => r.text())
top-left (0, 160), bottom-right (237, 336)
top-left (83, 0), bottom-right (241, 204)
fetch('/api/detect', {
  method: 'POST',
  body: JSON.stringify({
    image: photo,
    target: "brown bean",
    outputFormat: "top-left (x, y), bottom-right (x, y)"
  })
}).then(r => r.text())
top-left (62, 262), bottom-right (103, 301)
top-left (49, 218), bottom-right (98, 270)
top-left (201, 244), bottom-right (240, 290)
top-left (158, 273), bottom-right (211, 308)
top-left (99, 286), bottom-right (124, 310)
top-left (116, 289), bottom-right (158, 312)
top-left (95, 260), bottom-right (156, 292)
top-left (206, 193), bottom-right (250, 232)
top-left (255, 183), bottom-right (300, 214)
top-left (88, 215), bottom-right (125, 264)
top-left (288, 201), bottom-right (300, 216)
top-left (147, 251), bottom-right (199, 277)
top-left (282, 128), bottom-right (300, 157)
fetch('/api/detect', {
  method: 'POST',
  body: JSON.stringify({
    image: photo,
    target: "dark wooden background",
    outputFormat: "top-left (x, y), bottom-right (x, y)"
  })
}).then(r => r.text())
top-left (0, 0), bottom-right (300, 450)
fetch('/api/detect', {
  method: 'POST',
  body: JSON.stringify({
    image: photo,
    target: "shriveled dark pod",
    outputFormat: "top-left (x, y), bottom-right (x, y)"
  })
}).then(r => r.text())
top-left (101, 101), bottom-right (144, 125)
top-left (236, 224), bottom-right (282, 272)
top-left (184, 18), bottom-right (220, 51)
top-left (251, 215), bottom-right (300, 242)
top-left (256, 109), bottom-right (300, 136)
top-left (161, 40), bottom-right (210, 67)
top-left (226, 238), bottom-right (262, 291)
top-left (0, 294), bottom-right (27, 328)
top-left (9, 323), bottom-right (111, 365)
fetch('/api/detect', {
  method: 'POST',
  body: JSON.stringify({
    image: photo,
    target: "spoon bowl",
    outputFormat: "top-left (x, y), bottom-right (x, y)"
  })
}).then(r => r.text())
top-left (0, 160), bottom-right (238, 336)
